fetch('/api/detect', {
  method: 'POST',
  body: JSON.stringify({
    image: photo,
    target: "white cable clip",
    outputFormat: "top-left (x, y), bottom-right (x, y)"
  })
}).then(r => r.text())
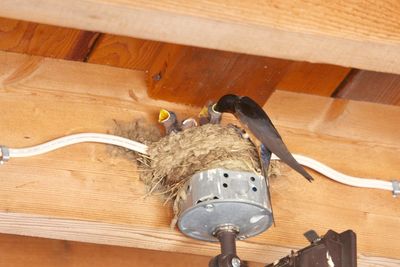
top-left (0, 146), bottom-right (10, 165)
top-left (392, 180), bottom-right (400, 197)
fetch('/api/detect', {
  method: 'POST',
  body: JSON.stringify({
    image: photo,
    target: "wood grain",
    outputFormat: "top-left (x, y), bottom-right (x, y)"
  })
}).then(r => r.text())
top-left (1, 1), bottom-right (399, 73)
top-left (333, 70), bottom-right (400, 106)
top-left (0, 51), bottom-right (399, 266)
top-left (0, 233), bottom-right (212, 267)
top-left (0, 16), bottom-right (355, 106)
top-left (0, 17), bottom-right (98, 60)
top-left (0, 233), bottom-right (264, 267)
top-left (276, 62), bottom-right (351, 96)
top-left (147, 44), bottom-right (291, 106)
top-left (89, 35), bottom-right (349, 106)
top-left (89, 36), bottom-right (289, 106)
top-left (88, 34), bottom-right (162, 70)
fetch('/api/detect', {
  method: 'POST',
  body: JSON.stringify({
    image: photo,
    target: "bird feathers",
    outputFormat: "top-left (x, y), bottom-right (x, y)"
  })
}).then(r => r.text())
top-left (216, 94), bottom-right (313, 182)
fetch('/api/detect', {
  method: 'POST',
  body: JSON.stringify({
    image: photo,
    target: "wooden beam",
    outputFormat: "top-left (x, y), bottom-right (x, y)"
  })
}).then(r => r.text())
top-left (0, 233), bottom-right (214, 267)
top-left (276, 62), bottom-right (351, 97)
top-left (334, 70), bottom-right (400, 106)
top-left (89, 36), bottom-right (348, 106)
top-left (1, 1), bottom-right (400, 74)
top-left (0, 233), bottom-right (265, 267)
top-left (0, 51), bottom-right (399, 266)
top-left (88, 34), bottom-right (163, 71)
top-left (0, 17), bottom-right (346, 106)
top-left (146, 43), bottom-right (291, 106)
top-left (0, 17), bottom-right (98, 61)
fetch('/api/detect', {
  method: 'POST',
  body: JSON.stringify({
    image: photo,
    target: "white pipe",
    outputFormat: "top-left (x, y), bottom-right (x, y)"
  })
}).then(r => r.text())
top-left (1, 133), bottom-right (396, 194)
top-left (7, 133), bottom-right (148, 158)
top-left (271, 154), bottom-right (394, 192)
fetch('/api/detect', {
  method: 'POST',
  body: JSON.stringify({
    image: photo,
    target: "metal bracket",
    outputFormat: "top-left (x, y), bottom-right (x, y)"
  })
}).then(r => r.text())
top-left (0, 146), bottom-right (10, 165)
top-left (266, 230), bottom-right (357, 267)
top-left (304, 230), bottom-right (321, 244)
top-left (392, 180), bottom-right (400, 197)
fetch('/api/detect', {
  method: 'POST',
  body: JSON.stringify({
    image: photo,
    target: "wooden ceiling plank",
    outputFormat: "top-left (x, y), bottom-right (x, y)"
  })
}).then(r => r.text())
top-left (87, 35), bottom-right (352, 106)
top-left (0, 233), bottom-right (218, 267)
top-left (1, 1), bottom-right (399, 73)
top-left (0, 17), bottom-right (358, 106)
top-left (0, 51), bottom-right (399, 265)
top-left (334, 70), bottom-right (400, 106)
top-left (276, 62), bottom-right (351, 96)
top-left (87, 34), bottom-right (163, 70)
top-left (146, 44), bottom-right (292, 106)
top-left (0, 17), bottom-right (98, 61)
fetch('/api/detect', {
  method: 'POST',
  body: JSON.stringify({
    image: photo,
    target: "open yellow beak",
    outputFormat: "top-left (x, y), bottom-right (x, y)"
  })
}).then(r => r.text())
top-left (159, 109), bottom-right (170, 123)
top-left (199, 106), bottom-right (208, 117)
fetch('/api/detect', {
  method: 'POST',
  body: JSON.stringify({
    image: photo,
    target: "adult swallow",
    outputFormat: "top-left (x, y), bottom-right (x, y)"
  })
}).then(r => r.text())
top-left (214, 94), bottom-right (313, 182)
top-left (260, 144), bottom-right (275, 225)
top-left (159, 109), bottom-right (180, 134)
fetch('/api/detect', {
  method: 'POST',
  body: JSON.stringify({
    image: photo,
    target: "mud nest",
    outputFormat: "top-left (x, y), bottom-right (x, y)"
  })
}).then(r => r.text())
top-left (143, 124), bottom-right (262, 198)
top-left (112, 119), bottom-right (280, 226)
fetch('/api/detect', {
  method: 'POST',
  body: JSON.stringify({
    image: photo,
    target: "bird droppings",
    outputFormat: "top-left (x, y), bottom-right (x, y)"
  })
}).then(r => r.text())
top-left (111, 119), bottom-right (281, 226)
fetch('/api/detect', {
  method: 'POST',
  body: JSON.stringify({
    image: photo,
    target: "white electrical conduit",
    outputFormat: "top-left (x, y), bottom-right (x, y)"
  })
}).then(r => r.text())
top-left (271, 154), bottom-right (394, 192)
top-left (2, 133), bottom-right (148, 158)
top-left (0, 133), bottom-right (397, 195)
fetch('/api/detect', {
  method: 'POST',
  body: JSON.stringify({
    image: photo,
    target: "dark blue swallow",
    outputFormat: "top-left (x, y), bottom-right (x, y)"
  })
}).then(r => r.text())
top-left (215, 94), bottom-right (313, 182)
top-left (260, 144), bottom-right (275, 225)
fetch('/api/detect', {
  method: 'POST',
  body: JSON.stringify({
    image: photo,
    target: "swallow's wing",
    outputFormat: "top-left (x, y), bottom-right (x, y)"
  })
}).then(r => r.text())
top-left (235, 97), bottom-right (313, 181)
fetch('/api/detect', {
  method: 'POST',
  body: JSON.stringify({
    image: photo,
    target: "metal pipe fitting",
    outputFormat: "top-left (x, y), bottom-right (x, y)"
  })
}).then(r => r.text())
top-left (0, 146), bottom-right (10, 165)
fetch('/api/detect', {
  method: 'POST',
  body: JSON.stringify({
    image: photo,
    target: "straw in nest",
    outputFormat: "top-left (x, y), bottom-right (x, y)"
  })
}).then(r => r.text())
top-left (112, 119), bottom-right (280, 226)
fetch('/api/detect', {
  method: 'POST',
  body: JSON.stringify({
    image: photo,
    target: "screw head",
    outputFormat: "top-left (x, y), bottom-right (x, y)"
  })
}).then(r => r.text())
top-left (152, 72), bottom-right (162, 81)
top-left (231, 257), bottom-right (241, 267)
top-left (205, 204), bottom-right (214, 212)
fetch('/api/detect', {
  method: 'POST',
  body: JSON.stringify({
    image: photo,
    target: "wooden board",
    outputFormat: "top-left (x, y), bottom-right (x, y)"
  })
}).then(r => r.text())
top-left (276, 62), bottom-right (351, 96)
top-left (0, 17), bottom-right (352, 106)
top-left (0, 51), bottom-right (399, 266)
top-left (0, 233), bottom-right (211, 267)
top-left (88, 35), bottom-right (163, 70)
top-left (0, 233), bottom-right (265, 267)
top-left (1, 1), bottom-right (400, 73)
top-left (334, 70), bottom-right (400, 106)
top-left (147, 43), bottom-right (291, 106)
top-left (0, 17), bottom-right (98, 61)
top-left (89, 36), bottom-right (348, 106)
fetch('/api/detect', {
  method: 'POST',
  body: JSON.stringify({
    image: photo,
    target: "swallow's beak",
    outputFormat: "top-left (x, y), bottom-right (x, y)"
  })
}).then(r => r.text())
top-left (159, 109), bottom-right (170, 123)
